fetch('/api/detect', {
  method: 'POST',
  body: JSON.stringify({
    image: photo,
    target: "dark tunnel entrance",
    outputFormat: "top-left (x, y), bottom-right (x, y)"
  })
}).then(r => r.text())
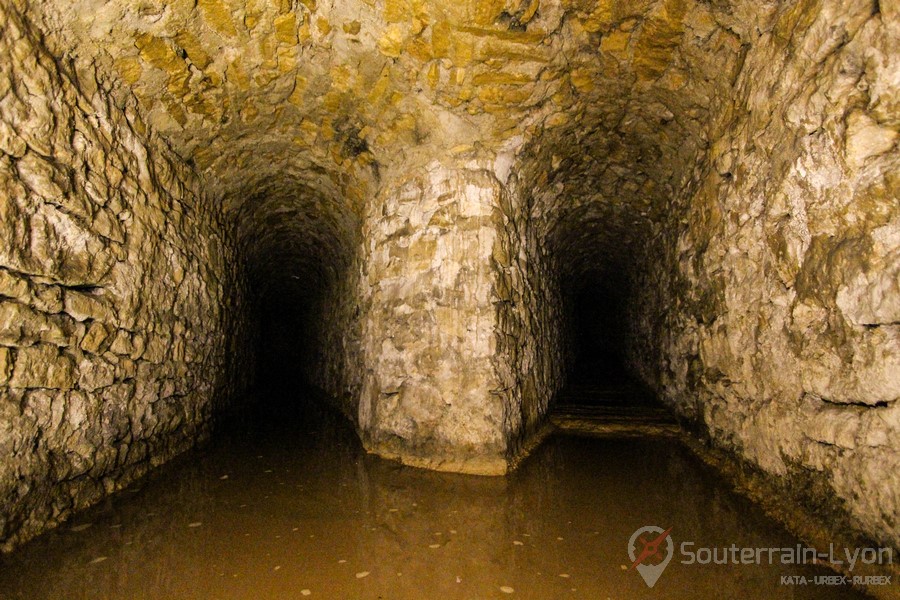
top-left (232, 185), bottom-right (361, 421)
top-left (241, 283), bottom-right (324, 422)
top-left (253, 286), bottom-right (320, 395)
top-left (569, 270), bottom-right (630, 384)
top-left (558, 268), bottom-right (658, 408)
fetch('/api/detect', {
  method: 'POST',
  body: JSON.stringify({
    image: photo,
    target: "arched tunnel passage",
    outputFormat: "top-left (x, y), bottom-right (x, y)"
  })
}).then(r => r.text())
top-left (541, 214), bottom-right (669, 422)
top-left (560, 268), bottom-right (656, 407)
top-left (529, 154), bottom-right (670, 413)
top-left (252, 276), bottom-right (320, 392)
top-left (566, 269), bottom-right (633, 385)
top-left (232, 181), bottom-right (363, 419)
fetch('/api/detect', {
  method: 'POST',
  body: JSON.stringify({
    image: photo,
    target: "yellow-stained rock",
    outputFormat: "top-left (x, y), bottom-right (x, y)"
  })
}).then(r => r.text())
top-left (405, 237), bottom-right (437, 269)
top-left (600, 29), bottom-right (630, 54)
top-left (394, 113), bottom-right (417, 131)
top-left (431, 21), bottom-right (452, 58)
top-left (367, 68), bottom-right (392, 106)
top-left (226, 58), bottom-right (251, 91)
top-left (320, 119), bottom-right (335, 140)
top-left (241, 102), bottom-right (259, 122)
top-left (569, 68), bottom-right (595, 93)
top-left (457, 25), bottom-right (546, 45)
top-left (0, 347), bottom-right (10, 386)
top-left (321, 90), bottom-right (343, 112)
top-left (378, 24), bottom-right (406, 58)
top-left (135, 34), bottom-right (181, 73)
top-left (478, 40), bottom-right (551, 63)
top-left (520, 0), bottom-right (540, 23)
top-left (277, 51), bottom-right (297, 73)
top-left (274, 12), bottom-right (298, 44)
top-left (452, 34), bottom-right (475, 65)
top-left (581, 2), bottom-right (614, 33)
top-left (632, 0), bottom-right (687, 81)
top-left (406, 37), bottom-right (433, 62)
top-left (426, 61), bottom-right (440, 89)
top-left (174, 31), bottom-right (212, 69)
top-left (197, 0), bottom-right (237, 38)
top-left (298, 21), bottom-right (312, 43)
top-left (114, 56), bottom-right (142, 84)
top-left (477, 84), bottom-right (532, 105)
top-left (163, 97), bottom-right (188, 126)
top-left (474, 0), bottom-right (509, 26)
top-left (330, 65), bottom-right (354, 92)
top-left (384, 0), bottom-right (409, 23)
top-left (472, 71), bottom-right (533, 86)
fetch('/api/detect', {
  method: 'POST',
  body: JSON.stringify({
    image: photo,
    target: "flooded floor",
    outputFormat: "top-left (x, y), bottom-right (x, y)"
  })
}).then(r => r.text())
top-left (0, 386), bottom-right (868, 600)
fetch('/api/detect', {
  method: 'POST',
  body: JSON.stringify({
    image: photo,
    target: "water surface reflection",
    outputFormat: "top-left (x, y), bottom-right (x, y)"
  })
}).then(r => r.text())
top-left (0, 389), bottom-right (866, 599)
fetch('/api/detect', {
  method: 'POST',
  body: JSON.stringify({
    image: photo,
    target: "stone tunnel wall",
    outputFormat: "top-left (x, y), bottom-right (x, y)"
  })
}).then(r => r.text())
top-left (357, 162), bottom-right (563, 474)
top-left (497, 169), bottom-right (566, 460)
top-left (358, 165), bottom-right (508, 474)
top-left (308, 250), bottom-right (366, 419)
top-left (628, 0), bottom-right (900, 549)
top-left (0, 4), bottom-right (247, 551)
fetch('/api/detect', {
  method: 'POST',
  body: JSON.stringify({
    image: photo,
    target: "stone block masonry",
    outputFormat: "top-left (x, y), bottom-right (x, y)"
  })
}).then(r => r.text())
top-left (0, 4), bottom-right (248, 551)
top-left (357, 163), bottom-right (562, 474)
top-left (627, 0), bottom-right (900, 550)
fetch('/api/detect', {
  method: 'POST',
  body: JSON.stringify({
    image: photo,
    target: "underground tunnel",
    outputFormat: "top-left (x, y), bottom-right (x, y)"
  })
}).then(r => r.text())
top-left (0, 0), bottom-right (898, 597)
top-left (237, 180), bottom-right (361, 402)
top-left (566, 270), bottom-right (631, 385)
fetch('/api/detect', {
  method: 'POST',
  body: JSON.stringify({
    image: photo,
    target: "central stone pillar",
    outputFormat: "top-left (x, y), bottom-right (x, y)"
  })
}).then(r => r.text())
top-left (357, 163), bottom-right (515, 474)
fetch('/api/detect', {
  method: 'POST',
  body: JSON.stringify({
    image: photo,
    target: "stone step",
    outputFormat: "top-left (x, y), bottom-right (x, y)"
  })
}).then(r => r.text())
top-left (550, 397), bottom-right (680, 438)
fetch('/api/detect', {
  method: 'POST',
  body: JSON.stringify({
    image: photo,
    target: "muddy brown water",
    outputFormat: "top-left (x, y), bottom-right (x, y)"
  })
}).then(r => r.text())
top-left (0, 389), bottom-right (870, 599)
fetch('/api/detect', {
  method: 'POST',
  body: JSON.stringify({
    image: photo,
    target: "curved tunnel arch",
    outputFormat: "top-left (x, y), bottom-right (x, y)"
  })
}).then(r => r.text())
top-left (230, 175), bottom-right (365, 413)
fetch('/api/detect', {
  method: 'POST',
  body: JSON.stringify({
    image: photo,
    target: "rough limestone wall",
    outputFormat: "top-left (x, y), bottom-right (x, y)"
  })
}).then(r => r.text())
top-left (494, 169), bottom-right (565, 459)
top-left (0, 4), bottom-right (244, 551)
top-left (355, 161), bottom-right (559, 473)
top-left (630, 0), bottom-right (900, 548)
top-left (312, 251), bottom-right (365, 420)
top-left (358, 165), bottom-right (509, 474)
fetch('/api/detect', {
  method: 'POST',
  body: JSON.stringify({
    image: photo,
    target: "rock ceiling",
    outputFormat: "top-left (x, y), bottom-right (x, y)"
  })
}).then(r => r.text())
top-left (34, 0), bottom-right (766, 283)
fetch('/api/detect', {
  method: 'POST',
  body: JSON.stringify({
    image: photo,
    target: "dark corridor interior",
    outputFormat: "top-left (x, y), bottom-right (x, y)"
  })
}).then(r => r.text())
top-left (560, 271), bottom-right (656, 408)
top-left (247, 272), bottom-right (328, 421)
top-left (255, 294), bottom-right (314, 390)
top-left (569, 271), bottom-right (629, 384)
